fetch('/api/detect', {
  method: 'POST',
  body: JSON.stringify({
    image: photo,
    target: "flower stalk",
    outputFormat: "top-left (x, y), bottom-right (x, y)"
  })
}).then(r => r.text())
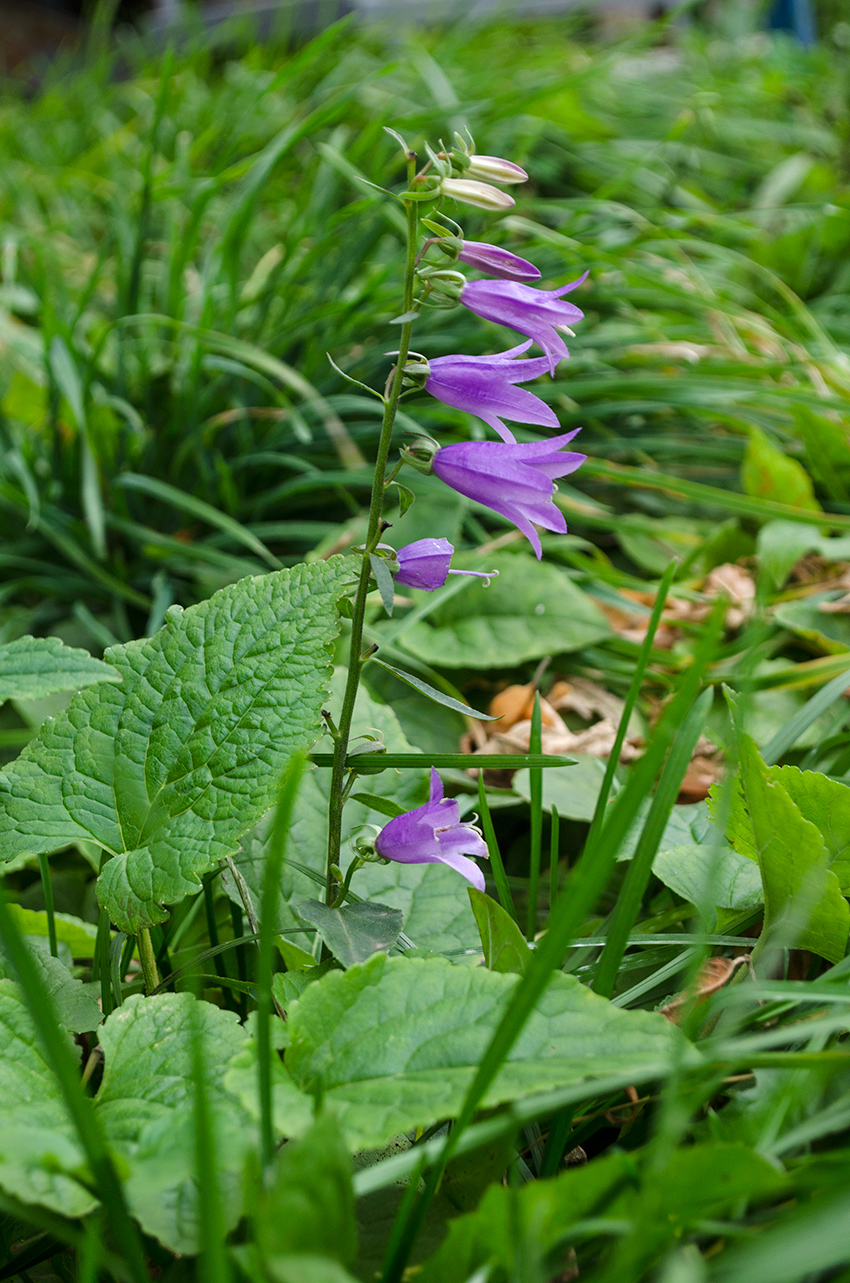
top-left (324, 157), bottom-right (419, 903)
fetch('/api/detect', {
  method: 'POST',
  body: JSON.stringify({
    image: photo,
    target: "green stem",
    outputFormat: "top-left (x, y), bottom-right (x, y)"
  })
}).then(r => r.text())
top-left (36, 851), bottom-right (58, 958)
top-left (325, 160), bottom-right (419, 904)
top-left (137, 927), bottom-right (160, 994)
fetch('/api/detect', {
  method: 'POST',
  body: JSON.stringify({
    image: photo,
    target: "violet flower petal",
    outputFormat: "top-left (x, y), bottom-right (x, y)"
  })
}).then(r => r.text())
top-left (461, 274), bottom-right (588, 376)
top-left (432, 430), bottom-right (586, 559)
top-left (456, 241), bottom-right (541, 282)
top-left (374, 768), bottom-right (488, 890)
top-left (394, 538), bottom-right (454, 590)
top-left (426, 343), bottom-right (559, 443)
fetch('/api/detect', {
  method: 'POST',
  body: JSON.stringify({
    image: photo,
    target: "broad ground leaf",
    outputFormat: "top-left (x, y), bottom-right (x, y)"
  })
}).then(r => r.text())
top-left (0, 560), bottom-right (352, 932)
top-left (720, 737), bottom-right (849, 963)
top-left (285, 953), bottom-right (679, 1150)
top-left (390, 552), bottom-right (612, 669)
top-left (95, 992), bottom-right (255, 1253)
top-left (255, 1115), bottom-right (357, 1269)
top-left (769, 764), bottom-right (850, 892)
top-left (515, 756), bottom-right (610, 822)
top-left (0, 635), bottom-right (119, 703)
top-left (297, 900), bottom-right (403, 968)
top-left (0, 942), bottom-right (101, 1034)
top-left (742, 426), bottom-right (821, 512)
top-left (0, 979), bottom-right (96, 1217)
top-left (6, 905), bottom-right (99, 959)
top-left (772, 594), bottom-right (850, 655)
top-left (419, 1149), bottom-right (635, 1283)
top-left (468, 888), bottom-right (531, 974)
top-left (418, 1142), bottom-right (783, 1283)
top-left (226, 672), bottom-right (480, 955)
top-left (652, 844), bottom-right (763, 920)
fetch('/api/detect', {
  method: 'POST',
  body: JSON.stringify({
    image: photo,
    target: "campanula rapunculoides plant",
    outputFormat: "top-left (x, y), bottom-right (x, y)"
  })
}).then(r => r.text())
top-left (323, 127), bottom-right (587, 902)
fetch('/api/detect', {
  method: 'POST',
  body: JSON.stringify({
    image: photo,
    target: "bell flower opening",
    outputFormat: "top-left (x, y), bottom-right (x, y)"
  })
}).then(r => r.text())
top-left (374, 768), bottom-right (489, 891)
top-left (432, 430), bottom-right (587, 559)
top-left (425, 340), bottom-right (559, 443)
top-left (393, 537), bottom-right (497, 591)
top-left (456, 241), bottom-right (541, 282)
top-left (461, 273), bottom-right (589, 376)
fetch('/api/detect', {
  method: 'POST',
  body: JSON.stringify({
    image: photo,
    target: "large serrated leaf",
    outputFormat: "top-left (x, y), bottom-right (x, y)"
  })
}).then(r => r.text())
top-left (0, 635), bottom-right (119, 703)
top-left (0, 560), bottom-right (353, 932)
top-left (285, 953), bottom-right (680, 1150)
top-left (0, 979), bottom-right (96, 1218)
top-left (387, 553), bottom-right (612, 669)
top-left (95, 992), bottom-right (255, 1253)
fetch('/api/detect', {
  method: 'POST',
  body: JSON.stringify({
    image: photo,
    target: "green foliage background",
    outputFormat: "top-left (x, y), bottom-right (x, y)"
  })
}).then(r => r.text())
top-left (2, 10), bottom-right (850, 1283)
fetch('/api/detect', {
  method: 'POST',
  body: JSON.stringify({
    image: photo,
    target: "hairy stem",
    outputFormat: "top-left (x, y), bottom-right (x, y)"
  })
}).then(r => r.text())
top-left (325, 160), bottom-right (419, 903)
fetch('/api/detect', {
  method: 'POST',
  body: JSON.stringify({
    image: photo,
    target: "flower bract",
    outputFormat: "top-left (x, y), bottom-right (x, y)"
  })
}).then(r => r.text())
top-left (461, 274), bottom-right (588, 375)
top-left (375, 768), bottom-right (489, 890)
top-left (456, 241), bottom-right (541, 282)
top-left (432, 430), bottom-right (586, 558)
top-left (425, 341), bottom-right (560, 443)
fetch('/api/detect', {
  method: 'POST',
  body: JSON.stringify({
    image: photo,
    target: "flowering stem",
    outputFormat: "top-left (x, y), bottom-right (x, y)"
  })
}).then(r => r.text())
top-left (324, 158), bottom-right (419, 904)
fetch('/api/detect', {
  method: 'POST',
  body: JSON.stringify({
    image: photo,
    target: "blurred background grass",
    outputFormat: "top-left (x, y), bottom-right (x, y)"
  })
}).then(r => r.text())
top-left (1, 4), bottom-right (850, 711)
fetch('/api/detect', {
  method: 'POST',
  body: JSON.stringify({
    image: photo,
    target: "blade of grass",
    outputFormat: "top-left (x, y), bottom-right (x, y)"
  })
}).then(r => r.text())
top-left (116, 473), bottom-right (282, 570)
top-left (576, 458), bottom-right (850, 533)
top-left (549, 804), bottom-right (560, 917)
top-left (258, 752), bottom-right (306, 1170)
top-left (585, 559), bottom-right (678, 850)
top-left (593, 686), bottom-right (713, 999)
top-left (526, 693), bottom-right (543, 942)
top-left (478, 771), bottom-right (516, 923)
top-left (0, 892), bottom-right (149, 1283)
top-left (309, 753), bottom-right (575, 770)
top-left (761, 666), bottom-right (850, 766)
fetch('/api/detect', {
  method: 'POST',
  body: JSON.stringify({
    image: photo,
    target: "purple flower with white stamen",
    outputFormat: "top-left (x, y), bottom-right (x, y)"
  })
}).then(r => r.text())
top-left (456, 241), bottom-right (541, 282)
top-left (393, 538), bottom-right (497, 591)
top-left (461, 274), bottom-right (589, 376)
top-left (425, 341), bottom-right (559, 443)
top-left (375, 768), bottom-right (489, 891)
top-left (432, 430), bottom-right (586, 559)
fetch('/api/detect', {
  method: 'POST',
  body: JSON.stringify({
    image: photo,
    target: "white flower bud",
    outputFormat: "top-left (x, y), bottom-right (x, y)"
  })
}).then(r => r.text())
top-left (439, 178), bottom-right (515, 211)
top-left (464, 155), bottom-right (528, 185)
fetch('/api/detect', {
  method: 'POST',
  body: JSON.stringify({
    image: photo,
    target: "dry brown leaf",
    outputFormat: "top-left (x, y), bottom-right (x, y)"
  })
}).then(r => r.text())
top-left (548, 676), bottom-right (627, 725)
top-left (818, 592), bottom-right (850, 615)
top-left (487, 684), bottom-right (561, 730)
top-left (703, 563), bottom-right (756, 629)
top-left (592, 588), bottom-right (707, 648)
top-left (660, 955), bottom-right (751, 1024)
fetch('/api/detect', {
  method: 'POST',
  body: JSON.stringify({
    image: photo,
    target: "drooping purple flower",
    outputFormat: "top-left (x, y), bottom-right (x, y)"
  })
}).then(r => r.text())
top-left (432, 430), bottom-right (586, 559)
top-left (456, 241), bottom-right (541, 282)
top-left (461, 274), bottom-right (589, 376)
top-left (393, 538), bottom-right (497, 591)
top-left (425, 341), bottom-right (559, 443)
top-left (375, 768), bottom-right (489, 891)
